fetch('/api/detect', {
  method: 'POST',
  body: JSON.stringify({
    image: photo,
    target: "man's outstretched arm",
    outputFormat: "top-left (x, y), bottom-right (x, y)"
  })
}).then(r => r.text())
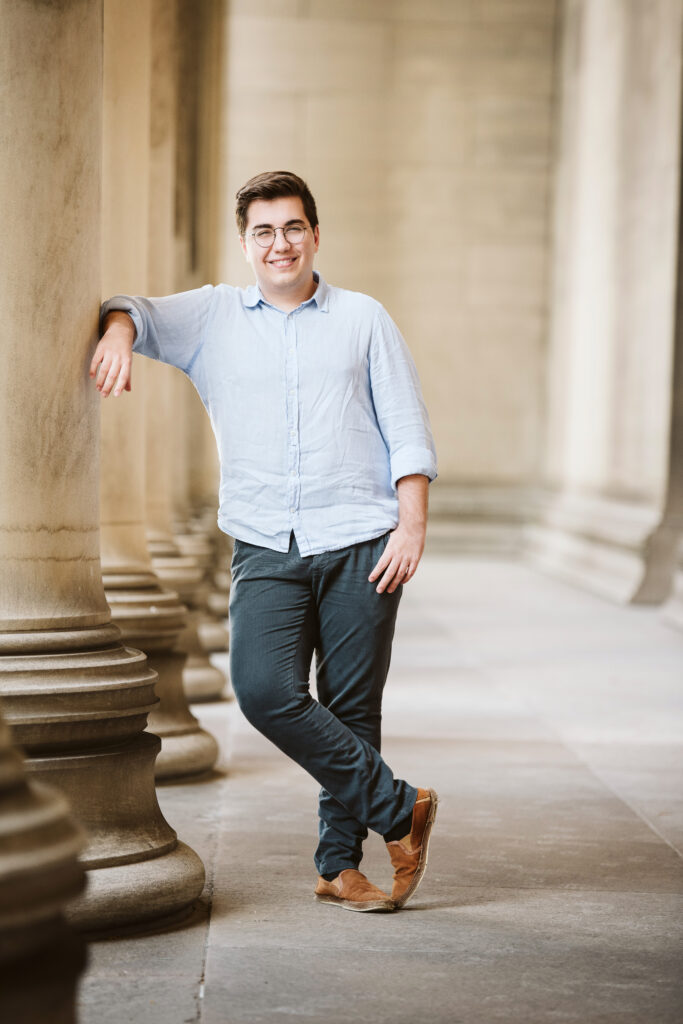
top-left (368, 473), bottom-right (429, 594)
top-left (90, 311), bottom-right (136, 397)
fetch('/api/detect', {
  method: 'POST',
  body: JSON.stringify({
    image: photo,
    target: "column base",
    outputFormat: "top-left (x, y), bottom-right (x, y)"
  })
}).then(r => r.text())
top-left (24, 732), bottom-right (206, 935)
top-left (145, 648), bottom-right (220, 778)
top-left (67, 839), bottom-right (205, 936)
top-left (525, 491), bottom-right (667, 604)
top-left (154, 729), bottom-right (219, 781)
top-left (197, 615), bottom-right (229, 653)
top-left (184, 654), bottom-right (226, 702)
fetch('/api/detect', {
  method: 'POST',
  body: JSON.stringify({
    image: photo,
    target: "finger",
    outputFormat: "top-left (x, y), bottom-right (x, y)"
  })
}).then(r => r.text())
top-left (100, 359), bottom-right (121, 397)
top-left (386, 557), bottom-right (417, 593)
top-left (95, 354), bottom-right (113, 390)
top-left (113, 361), bottom-right (131, 397)
top-left (89, 345), bottom-right (104, 378)
top-left (403, 563), bottom-right (417, 583)
top-left (368, 551), bottom-right (391, 583)
top-left (375, 557), bottom-right (400, 594)
top-left (387, 562), bottom-right (410, 593)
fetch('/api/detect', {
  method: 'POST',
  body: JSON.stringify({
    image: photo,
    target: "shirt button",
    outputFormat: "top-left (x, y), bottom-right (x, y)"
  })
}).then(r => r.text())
top-left (290, 507), bottom-right (295, 514)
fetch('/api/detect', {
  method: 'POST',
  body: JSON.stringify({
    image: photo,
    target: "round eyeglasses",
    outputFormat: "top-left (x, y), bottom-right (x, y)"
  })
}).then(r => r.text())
top-left (250, 225), bottom-right (308, 247)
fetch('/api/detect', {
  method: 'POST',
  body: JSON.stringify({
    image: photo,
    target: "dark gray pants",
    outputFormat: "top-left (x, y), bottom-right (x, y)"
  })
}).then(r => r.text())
top-left (229, 531), bottom-right (417, 876)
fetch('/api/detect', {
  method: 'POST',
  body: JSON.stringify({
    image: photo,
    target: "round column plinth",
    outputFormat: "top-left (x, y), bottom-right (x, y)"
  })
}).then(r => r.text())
top-left (104, 586), bottom-right (220, 780)
top-left (197, 615), bottom-right (229, 654)
top-left (146, 649), bottom-right (219, 780)
top-left (1, 625), bottom-right (205, 933)
top-left (206, 589), bottom-right (230, 617)
top-left (153, 556), bottom-right (227, 702)
top-left (27, 733), bottom-right (205, 933)
top-left (67, 839), bottom-right (204, 936)
top-left (0, 714), bottom-right (86, 1024)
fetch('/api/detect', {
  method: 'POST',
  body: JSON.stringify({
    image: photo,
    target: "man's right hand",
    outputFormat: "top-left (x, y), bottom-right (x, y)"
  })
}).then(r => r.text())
top-left (90, 311), bottom-right (136, 397)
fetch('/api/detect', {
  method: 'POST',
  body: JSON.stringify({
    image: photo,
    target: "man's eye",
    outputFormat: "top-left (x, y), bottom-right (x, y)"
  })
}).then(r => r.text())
top-left (255, 230), bottom-right (273, 240)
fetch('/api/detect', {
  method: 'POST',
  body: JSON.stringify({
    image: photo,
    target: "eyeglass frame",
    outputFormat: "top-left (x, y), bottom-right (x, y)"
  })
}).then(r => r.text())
top-left (248, 224), bottom-right (311, 248)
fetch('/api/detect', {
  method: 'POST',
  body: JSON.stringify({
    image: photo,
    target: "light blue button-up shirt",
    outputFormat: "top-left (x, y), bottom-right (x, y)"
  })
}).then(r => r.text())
top-left (101, 273), bottom-right (437, 556)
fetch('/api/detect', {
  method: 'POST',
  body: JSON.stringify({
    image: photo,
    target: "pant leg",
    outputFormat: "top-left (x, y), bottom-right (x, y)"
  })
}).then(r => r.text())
top-left (229, 535), bottom-right (416, 877)
top-left (313, 532), bottom-right (418, 874)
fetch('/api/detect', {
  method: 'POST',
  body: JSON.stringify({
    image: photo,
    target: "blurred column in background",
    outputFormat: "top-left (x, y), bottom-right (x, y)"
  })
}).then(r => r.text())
top-left (174, 0), bottom-right (232, 676)
top-left (100, 0), bottom-right (218, 781)
top-left (663, 49), bottom-right (683, 628)
top-left (146, 0), bottom-right (227, 703)
top-left (0, 0), bottom-right (203, 935)
top-left (527, 0), bottom-right (683, 604)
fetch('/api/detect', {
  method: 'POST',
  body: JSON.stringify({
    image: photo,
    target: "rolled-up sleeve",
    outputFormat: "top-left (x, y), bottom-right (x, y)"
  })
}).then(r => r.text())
top-left (99, 284), bottom-right (215, 375)
top-left (368, 304), bottom-right (437, 489)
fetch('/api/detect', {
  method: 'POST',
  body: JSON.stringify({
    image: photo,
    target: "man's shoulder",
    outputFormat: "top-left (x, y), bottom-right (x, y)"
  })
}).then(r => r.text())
top-left (324, 281), bottom-right (383, 319)
top-left (212, 281), bottom-right (254, 305)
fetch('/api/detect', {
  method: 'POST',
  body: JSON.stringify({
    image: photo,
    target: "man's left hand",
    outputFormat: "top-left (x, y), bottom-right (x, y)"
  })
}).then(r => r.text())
top-left (368, 522), bottom-right (426, 594)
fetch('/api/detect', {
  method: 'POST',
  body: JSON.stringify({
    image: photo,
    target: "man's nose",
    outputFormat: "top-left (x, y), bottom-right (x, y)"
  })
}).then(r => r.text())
top-left (272, 227), bottom-right (292, 251)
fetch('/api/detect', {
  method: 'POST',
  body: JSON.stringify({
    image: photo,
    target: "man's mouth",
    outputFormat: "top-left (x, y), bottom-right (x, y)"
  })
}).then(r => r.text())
top-left (268, 257), bottom-right (297, 268)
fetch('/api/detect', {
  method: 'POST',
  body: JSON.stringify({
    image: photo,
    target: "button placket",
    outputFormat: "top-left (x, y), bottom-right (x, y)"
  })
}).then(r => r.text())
top-left (285, 314), bottom-right (300, 520)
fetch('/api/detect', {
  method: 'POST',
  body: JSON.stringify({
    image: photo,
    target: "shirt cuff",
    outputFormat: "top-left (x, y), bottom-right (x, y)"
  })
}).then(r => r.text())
top-left (390, 447), bottom-right (438, 490)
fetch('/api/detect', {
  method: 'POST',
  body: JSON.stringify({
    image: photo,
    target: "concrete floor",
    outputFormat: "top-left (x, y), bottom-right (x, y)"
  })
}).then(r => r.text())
top-left (78, 556), bottom-right (683, 1024)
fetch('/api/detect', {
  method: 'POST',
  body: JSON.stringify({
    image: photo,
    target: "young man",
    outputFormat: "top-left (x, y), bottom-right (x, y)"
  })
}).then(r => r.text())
top-left (94, 171), bottom-right (438, 913)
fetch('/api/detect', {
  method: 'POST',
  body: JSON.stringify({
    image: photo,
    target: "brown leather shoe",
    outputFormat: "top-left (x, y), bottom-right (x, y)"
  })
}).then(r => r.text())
top-left (314, 869), bottom-right (395, 912)
top-left (385, 787), bottom-right (438, 907)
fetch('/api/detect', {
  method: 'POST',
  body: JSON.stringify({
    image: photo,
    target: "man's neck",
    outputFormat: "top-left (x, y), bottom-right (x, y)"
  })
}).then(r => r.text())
top-left (259, 275), bottom-right (317, 314)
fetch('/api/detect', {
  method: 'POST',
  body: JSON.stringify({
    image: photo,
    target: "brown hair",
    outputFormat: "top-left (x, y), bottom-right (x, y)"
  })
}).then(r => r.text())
top-left (235, 171), bottom-right (319, 236)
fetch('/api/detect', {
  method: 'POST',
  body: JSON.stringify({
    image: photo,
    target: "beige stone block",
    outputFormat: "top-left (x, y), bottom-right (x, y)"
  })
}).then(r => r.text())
top-left (308, 0), bottom-right (474, 21)
top-left (303, 156), bottom-right (387, 254)
top-left (473, 95), bottom-right (553, 167)
top-left (305, 94), bottom-right (388, 162)
top-left (230, 0), bottom-right (301, 15)
top-left (388, 86), bottom-right (470, 165)
top-left (228, 15), bottom-right (390, 95)
top-left (474, 0), bottom-right (558, 28)
top-left (466, 243), bottom-right (547, 310)
top-left (383, 164), bottom-right (468, 244)
top-left (392, 0), bottom-right (474, 20)
top-left (393, 20), bottom-right (554, 73)
top-left (463, 169), bottom-right (550, 242)
top-left (405, 310), bottom-right (544, 480)
top-left (227, 92), bottom-right (307, 165)
top-left (308, 0), bottom-right (400, 20)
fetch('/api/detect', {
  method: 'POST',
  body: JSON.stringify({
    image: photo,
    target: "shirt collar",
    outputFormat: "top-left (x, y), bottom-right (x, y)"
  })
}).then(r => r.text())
top-left (242, 272), bottom-right (330, 313)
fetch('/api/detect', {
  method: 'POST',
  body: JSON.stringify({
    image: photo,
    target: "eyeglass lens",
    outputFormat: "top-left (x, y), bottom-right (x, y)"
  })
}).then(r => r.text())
top-left (253, 226), bottom-right (306, 247)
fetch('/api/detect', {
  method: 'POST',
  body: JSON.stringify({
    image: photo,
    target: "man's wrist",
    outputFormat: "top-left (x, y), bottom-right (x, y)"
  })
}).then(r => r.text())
top-left (103, 310), bottom-right (136, 343)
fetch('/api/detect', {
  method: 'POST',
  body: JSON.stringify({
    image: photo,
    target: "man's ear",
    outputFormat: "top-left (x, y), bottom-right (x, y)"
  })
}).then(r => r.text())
top-left (239, 235), bottom-right (250, 262)
top-left (313, 225), bottom-right (320, 252)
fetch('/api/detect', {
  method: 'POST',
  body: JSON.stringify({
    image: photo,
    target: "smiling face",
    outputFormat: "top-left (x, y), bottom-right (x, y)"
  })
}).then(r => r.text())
top-left (240, 195), bottom-right (320, 309)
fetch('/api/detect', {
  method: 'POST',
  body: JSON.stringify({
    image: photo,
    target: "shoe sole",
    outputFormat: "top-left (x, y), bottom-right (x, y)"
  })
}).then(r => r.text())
top-left (392, 788), bottom-right (439, 909)
top-left (314, 894), bottom-right (395, 913)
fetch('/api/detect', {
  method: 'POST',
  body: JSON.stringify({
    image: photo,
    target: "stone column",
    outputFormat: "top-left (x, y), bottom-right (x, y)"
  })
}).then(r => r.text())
top-left (147, 0), bottom-right (226, 703)
top-left (526, 0), bottom-right (683, 603)
top-left (0, 708), bottom-right (85, 1024)
top-left (100, 0), bottom-right (218, 780)
top-left (0, 0), bottom-right (203, 932)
